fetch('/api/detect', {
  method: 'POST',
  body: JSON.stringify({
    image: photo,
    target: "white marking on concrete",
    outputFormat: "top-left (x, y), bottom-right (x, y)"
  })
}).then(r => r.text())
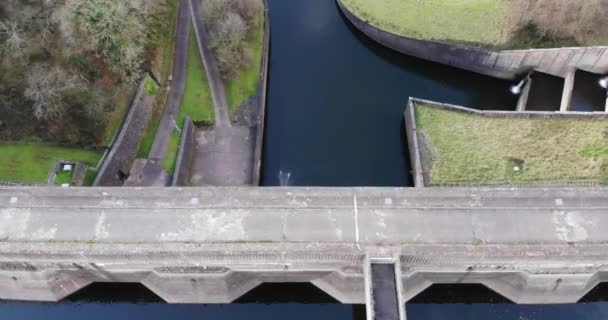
top-left (190, 197), bottom-right (200, 205)
top-left (555, 198), bottom-right (564, 206)
top-left (384, 198), bottom-right (393, 206)
top-left (95, 211), bottom-right (109, 240)
top-left (552, 211), bottom-right (589, 242)
top-left (9, 197), bottom-right (17, 205)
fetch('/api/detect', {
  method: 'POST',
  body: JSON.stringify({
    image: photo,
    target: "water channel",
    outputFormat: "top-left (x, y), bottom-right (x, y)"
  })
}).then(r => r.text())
top-left (261, 0), bottom-right (518, 187)
top-left (2, 0), bottom-right (606, 318)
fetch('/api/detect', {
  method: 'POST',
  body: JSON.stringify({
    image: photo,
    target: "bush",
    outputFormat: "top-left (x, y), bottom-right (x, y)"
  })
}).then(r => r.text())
top-left (201, 0), bottom-right (260, 80)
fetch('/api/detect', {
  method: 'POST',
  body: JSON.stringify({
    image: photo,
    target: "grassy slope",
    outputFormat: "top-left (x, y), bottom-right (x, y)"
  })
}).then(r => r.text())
top-left (162, 30), bottom-right (215, 174)
top-left (0, 145), bottom-right (102, 184)
top-left (341, 0), bottom-right (511, 47)
top-left (137, 0), bottom-right (181, 158)
top-left (225, 1), bottom-right (265, 114)
top-left (415, 104), bottom-right (608, 185)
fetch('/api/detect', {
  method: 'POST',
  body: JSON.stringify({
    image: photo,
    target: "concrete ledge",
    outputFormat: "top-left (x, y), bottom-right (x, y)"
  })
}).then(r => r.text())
top-left (337, 0), bottom-right (608, 79)
top-left (252, 0), bottom-right (270, 186)
top-left (172, 117), bottom-right (194, 186)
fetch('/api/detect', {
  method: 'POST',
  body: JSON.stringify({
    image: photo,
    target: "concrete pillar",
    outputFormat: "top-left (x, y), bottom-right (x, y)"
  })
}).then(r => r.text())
top-left (605, 91), bottom-right (608, 113)
top-left (516, 79), bottom-right (532, 112)
top-left (560, 70), bottom-right (576, 112)
top-left (366, 257), bottom-right (406, 320)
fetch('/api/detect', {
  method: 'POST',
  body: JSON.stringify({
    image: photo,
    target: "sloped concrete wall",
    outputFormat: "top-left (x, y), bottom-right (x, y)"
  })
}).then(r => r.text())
top-left (338, 0), bottom-right (608, 80)
top-left (172, 117), bottom-right (194, 186)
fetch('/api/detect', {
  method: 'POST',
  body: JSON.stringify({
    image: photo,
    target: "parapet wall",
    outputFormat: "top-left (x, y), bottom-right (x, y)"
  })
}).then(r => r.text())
top-left (1, 186), bottom-right (608, 303)
top-left (172, 117), bottom-right (194, 186)
top-left (338, 0), bottom-right (608, 80)
top-left (252, 0), bottom-right (271, 186)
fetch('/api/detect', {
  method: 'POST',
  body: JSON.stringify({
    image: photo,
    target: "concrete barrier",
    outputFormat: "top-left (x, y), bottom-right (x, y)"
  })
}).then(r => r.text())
top-left (94, 77), bottom-right (154, 186)
top-left (172, 117), bottom-right (194, 186)
top-left (252, 0), bottom-right (271, 186)
top-left (337, 0), bottom-right (608, 80)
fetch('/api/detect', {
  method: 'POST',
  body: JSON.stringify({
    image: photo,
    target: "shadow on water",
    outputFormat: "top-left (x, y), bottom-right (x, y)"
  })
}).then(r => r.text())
top-left (260, 0), bottom-right (518, 187)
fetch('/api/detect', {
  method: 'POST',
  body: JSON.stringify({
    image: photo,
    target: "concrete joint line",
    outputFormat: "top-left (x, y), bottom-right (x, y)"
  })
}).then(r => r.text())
top-left (353, 195), bottom-right (361, 250)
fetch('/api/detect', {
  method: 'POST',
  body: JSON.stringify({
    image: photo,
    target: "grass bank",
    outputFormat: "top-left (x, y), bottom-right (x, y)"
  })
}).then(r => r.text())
top-left (225, 1), bottom-right (265, 115)
top-left (341, 0), bottom-right (511, 48)
top-left (162, 30), bottom-right (215, 174)
top-left (137, 0), bottom-right (181, 158)
top-left (414, 104), bottom-right (608, 185)
top-left (0, 144), bottom-right (102, 184)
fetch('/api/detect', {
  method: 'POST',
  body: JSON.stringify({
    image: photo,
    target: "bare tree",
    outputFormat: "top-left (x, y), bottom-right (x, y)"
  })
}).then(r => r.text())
top-left (24, 66), bottom-right (85, 120)
top-left (0, 20), bottom-right (26, 58)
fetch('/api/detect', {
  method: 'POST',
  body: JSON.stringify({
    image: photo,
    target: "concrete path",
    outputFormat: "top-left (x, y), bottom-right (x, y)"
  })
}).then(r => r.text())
top-left (189, 0), bottom-right (231, 128)
top-left (147, 0), bottom-right (191, 162)
top-left (190, 126), bottom-right (255, 186)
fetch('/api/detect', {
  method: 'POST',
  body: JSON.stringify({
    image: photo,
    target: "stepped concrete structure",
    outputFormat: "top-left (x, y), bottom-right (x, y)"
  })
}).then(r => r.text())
top-left (2, 187), bottom-right (608, 320)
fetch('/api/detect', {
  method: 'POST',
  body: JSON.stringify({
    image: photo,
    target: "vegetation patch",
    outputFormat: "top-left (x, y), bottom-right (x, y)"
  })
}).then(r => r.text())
top-left (162, 30), bottom-right (215, 174)
top-left (0, 144), bottom-right (102, 184)
top-left (340, 0), bottom-right (608, 49)
top-left (414, 104), bottom-right (608, 185)
top-left (54, 170), bottom-right (74, 186)
top-left (224, 2), bottom-right (265, 114)
top-left (202, 0), bottom-right (264, 114)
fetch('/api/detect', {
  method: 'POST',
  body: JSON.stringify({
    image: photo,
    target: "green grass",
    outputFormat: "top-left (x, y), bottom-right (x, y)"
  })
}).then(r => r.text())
top-left (54, 170), bottom-right (74, 186)
top-left (341, 0), bottom-right (512, 48)
top-left (0, 144), bottom-right (102, 184)
top-left (83, 169), bottom-right (98, 186)
top-left (145, 75), bottom-right (159, 95)
top-left (162, 29), bottom-right (215, 174)
top-left (414, 104), bottom-right (608, 185)
top-left (225, 2), bottom-right (265, 114)
top-left (101, 89), bottom-right (133, 146)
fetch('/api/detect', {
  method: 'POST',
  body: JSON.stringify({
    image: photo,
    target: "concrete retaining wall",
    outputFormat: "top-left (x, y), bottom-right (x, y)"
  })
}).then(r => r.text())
top-left (172, 117), bottom-right (194, 186)
top-left (405, 98), bottom-right (608, 187)
top-left (94, 77), bottom-right (154, 186)
top-left (252, 0), bottom-right (270, 186)
top-left (337, 0), bottom-right (608, 80)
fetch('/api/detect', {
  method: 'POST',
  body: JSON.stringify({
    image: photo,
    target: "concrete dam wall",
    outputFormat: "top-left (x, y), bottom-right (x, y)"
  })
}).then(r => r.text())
top-left (1, 186), bottom-right (608, 307)
top-left (337, 0), bottom-right (608, 80)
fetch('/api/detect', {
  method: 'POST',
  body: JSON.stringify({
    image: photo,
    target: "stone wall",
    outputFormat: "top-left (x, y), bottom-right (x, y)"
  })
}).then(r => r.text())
top-left (252, 0), bottom-right (271, 186)
top-left (172, 117), bottom-right (194, 186)
top-left (405, 98), bottom-right (608, 187)
top-left (94, 77), bottom-right (154, 186)
top-left (338, 0), bottom-right (608, 80)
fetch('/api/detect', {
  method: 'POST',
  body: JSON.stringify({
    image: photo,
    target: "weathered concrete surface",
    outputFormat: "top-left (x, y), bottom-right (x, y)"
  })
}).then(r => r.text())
top-left (2, 187), bottom-right (608, 304)
top-left (337, 0), bottom-right (608, 80)
top-left (190, 126), bottom-right (255, 186)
